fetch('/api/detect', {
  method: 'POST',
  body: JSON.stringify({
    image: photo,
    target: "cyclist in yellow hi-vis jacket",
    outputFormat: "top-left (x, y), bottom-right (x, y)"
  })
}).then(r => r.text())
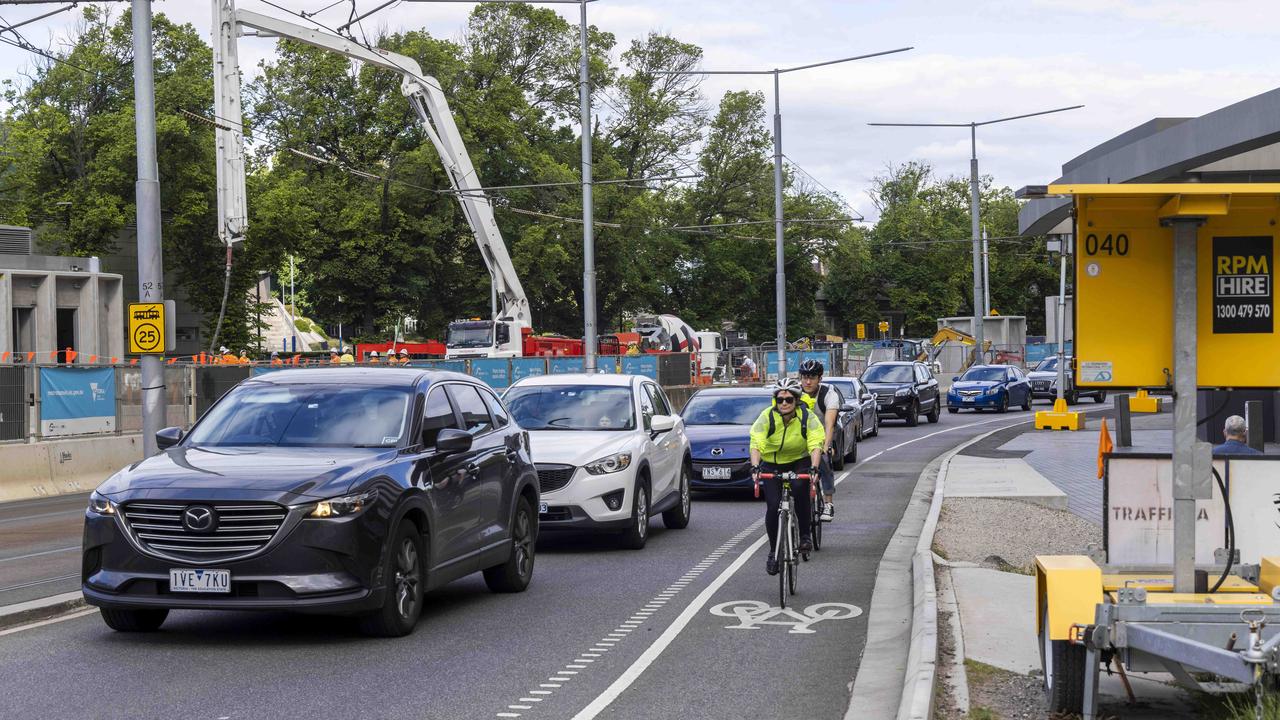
top-left (749, 378), bottom-right (825, 576)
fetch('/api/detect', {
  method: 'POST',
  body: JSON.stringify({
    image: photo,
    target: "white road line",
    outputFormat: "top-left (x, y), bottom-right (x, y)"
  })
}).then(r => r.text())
top-left (569, 533), bottom-right (770, 720)
top-left (0, 545), bottom-right (80, 564)
top-left (519, 698), bottom-right (542, 702)
top-left (836, 413), bottom-right (1053, 487)
top-left (529, 690), bottom-right (552, 695)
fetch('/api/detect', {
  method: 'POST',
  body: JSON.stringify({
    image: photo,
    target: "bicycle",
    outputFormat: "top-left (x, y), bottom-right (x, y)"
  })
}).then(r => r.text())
top-left (756, 471), bottom-right (813, 609)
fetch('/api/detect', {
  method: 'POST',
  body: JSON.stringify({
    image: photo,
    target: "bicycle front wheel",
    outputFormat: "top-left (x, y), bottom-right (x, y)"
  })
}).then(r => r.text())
top-left (778, 510), bottom-right (791, 608)
top-left (812, 500), bottom-right (822, 552)
top-left (789, 512), bottom-right (800, 594)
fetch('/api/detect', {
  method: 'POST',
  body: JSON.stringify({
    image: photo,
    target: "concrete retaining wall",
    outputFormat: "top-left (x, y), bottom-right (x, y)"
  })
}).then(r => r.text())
top-left (0, 434), bottom-right (143, 502)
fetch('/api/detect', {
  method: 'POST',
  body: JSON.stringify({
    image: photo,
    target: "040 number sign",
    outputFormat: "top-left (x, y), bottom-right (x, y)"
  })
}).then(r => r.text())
top-left (1084, 233), bottom-right (1129, 256)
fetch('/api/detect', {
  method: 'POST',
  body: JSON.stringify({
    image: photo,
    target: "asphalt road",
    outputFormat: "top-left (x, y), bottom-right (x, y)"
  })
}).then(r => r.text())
top-left (0, 493), bottom-right (88, 605)
top-left (0, 405), bottom-right (1050, 720)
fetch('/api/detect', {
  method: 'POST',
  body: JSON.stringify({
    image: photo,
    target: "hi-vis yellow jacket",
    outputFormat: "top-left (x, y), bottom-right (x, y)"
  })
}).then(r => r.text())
top-left (749, 405), bottom-right (825, 465)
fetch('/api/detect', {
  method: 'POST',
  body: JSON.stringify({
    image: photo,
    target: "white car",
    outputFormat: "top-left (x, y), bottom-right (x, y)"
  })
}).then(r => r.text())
top-left (502, 373), bottom-right (692, 549)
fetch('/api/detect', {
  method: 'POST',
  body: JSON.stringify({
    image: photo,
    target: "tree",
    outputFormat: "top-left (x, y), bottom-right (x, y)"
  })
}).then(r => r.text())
top-left (1, 7), bottom-right (270, 350)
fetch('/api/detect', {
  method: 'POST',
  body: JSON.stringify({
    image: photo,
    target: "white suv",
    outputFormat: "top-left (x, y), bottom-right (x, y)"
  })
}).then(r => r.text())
top-left (502, 373), bottom-right (692, 549)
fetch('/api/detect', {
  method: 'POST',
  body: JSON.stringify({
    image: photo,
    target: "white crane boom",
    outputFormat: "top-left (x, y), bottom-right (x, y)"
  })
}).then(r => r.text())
top-left (213, 2), bottom-right (530, 332)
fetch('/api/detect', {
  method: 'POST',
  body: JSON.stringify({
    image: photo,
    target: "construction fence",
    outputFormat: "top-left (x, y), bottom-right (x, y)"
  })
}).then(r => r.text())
top-left (0, 348), bottom-right (830, 443)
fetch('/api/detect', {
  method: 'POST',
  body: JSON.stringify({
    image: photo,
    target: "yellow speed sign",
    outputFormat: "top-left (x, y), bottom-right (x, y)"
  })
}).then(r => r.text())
top-left (128, 303), bottom-right (166, 354)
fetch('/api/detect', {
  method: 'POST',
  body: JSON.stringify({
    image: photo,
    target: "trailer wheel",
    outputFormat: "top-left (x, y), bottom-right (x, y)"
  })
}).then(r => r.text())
top-left (1040, 601), bottom-right (1087, 714)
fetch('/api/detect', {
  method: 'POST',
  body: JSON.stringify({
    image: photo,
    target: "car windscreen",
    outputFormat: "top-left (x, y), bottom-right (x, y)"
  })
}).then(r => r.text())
top-left (681, 394), bottom-right (771, 425)
top-left (1036, 357), bottom-right (1058, 372)
top-left (503, 385), bottom-right (635, 431)
top-left (186, 384), bottom-right (411, 448)
top-left (862, 365), bottom-right (914, 383)
top-left (960, 367), bottom-right (1007, 382)
top-left (826, 380), bottom-right (856, 401)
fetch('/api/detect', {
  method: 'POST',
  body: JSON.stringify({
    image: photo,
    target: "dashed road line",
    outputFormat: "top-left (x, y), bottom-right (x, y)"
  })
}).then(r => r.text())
top-left (492, 520), bottom-right (763, 718)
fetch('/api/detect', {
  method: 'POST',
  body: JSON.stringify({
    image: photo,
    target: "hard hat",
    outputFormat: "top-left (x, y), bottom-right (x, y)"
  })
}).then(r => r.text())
top-left (329, 348), bottom-right (339, 354)
top-left (370, 350), bottom-right (380, 357)
top-left (270, 351), bottom-right (279, 357)
top-left (399, 348), bottom-right (409, 356)
top-left (219, 346), bottom-right (229, 353)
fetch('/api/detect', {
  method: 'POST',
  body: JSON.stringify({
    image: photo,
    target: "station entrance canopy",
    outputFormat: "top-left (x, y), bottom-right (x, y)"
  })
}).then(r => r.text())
top-left (1042, 183), bottom-right (1280, 388)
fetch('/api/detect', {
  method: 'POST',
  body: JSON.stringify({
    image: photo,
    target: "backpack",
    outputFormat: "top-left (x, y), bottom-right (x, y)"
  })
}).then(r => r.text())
top-left (766, 404), bottom-right (810, 441)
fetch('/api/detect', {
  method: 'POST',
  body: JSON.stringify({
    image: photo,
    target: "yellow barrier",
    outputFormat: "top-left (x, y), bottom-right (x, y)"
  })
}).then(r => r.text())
top-left (1129, 389), bottom-right (1161, 413)
top-left (1035, 398), bottom-right (1083, 431)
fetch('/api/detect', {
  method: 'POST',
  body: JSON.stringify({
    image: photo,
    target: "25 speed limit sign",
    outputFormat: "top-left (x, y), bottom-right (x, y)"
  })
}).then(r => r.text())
top-left (128, 303), bottom-right (166, 354)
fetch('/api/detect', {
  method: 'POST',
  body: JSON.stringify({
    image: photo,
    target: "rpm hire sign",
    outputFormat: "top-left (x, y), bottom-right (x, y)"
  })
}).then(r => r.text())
top-left (1213, 236), bottom-right (1273, 334)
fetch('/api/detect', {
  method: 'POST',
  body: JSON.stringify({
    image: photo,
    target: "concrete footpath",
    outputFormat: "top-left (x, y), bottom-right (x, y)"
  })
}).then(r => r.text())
top-left (933, 410), bottom-right (1198, 719)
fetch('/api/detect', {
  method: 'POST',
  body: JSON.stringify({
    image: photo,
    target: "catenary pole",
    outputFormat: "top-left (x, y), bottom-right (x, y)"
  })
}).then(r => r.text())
top-left (133, 0), bottom-right (164, 456)
top-left (579, 0), bottom-right (596, 371)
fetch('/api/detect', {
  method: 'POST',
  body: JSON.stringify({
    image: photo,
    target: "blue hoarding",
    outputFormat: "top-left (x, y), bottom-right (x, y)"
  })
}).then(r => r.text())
top-left (549, 357), bottom-right (585, 374)
top-left (510, 358), bottom-right (548, 383)
top-left (40, 367), bottom-right (116, 436)
top-left (470, 358), bottom-right (511, 389)
top-left (620, 355), bottom-right (658, 379)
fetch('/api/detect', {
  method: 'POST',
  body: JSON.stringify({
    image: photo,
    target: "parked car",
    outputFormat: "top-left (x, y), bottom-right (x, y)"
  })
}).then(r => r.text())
top-left (947, 364), bottom-right (1031, 413)
top-left (1027, 356), bottom-right (1107, 405)
top-left (862, 361), bottom-right (941, 426)
top-left (82, 368), bottom-right (540, 637)
top-left (502, 374), bottom-right (691, 549)
top-left (681, 387), bottom-right (774, 491)
top-left (824, 376), bottom-right (879, 440)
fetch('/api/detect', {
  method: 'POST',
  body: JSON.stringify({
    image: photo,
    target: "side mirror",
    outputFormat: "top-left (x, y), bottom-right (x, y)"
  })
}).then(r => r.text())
top-left (156, 426), bottom-right (183, 450)
top-left (861, 393), bottom-right (873, 402)
top-left (841, 402), bottom-right (856, 412)
top-left (951, 376), bottom-right (959, 382)
top-left (434, 428), bottom-right (473, 454)
top-left (650, 415), bottom-right (676, 433)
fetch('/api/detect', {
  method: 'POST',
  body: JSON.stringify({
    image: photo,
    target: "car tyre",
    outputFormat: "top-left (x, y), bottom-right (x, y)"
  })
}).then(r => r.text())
top-left (948, 406), bottom-right (959, 414)
top-left (1066, 389), bottom-right (1078, 405)
top-left (869, 414), bottom-right (879, 437)
top-left (358, 522), bottom-right (424, 637)
top-left (1094, 390), bottom-right (1107, 404)
top-left (99, 607), bottom-right (168, 632)
top-left (832, 434), bottom-right (846, 471)
top-left (926, 401), bottom-right (940, 424)
top-left (484, 496), bottom-right (536, 593)
top-left (662, 463), bottom-right (692, 530)
top-left (845, 434), bottom-right (858, 464)
top-left (1022, 393), bottom-right (1033, 412)
top-left (997, 394), bottom-right (1009, 414)
top-left (619, 480), bottom-right (649, 550)
top-left (905, 400), bottom-right (920, 427)
top-left (1041, 600), bottom-right (1087, 714)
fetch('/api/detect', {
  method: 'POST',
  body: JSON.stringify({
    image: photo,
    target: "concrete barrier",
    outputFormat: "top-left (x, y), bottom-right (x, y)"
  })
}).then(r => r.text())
top-left (0, 434), bottom-right (143, 503)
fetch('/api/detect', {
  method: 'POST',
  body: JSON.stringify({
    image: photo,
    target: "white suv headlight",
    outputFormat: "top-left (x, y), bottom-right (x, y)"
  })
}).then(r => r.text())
top-left (894, 387), bottom-right (911, 397)
top-left (584, 452), bottom-right (632, 475)
top-left (308, 490), bottom-right (376, 518)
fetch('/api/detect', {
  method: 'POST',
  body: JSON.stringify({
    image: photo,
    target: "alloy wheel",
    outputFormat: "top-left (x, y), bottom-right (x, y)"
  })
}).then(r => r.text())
top-left (512, 508), bottom-right (533, 580)
top-left (394, 538), bottom-right (421, 620)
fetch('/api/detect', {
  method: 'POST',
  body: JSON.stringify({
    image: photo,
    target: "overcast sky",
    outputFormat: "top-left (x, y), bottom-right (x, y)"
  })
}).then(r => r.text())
top-left (0, 0), bottom-right (1276, 221)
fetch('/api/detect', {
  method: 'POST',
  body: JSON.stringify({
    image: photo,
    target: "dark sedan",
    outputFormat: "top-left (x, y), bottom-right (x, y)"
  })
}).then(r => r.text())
top-left (681, 388), bottom-right (773, 491)
top-left (946, 364), bottom-right (1031, 413)
top-left (82, 368), bottom-right (540, 637)
top-left (825, 376), bottom-right (879, 440)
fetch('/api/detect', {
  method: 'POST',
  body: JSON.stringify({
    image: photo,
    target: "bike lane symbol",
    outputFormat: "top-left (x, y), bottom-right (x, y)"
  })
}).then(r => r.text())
top-left (710, 600), bottom-right (863, 634)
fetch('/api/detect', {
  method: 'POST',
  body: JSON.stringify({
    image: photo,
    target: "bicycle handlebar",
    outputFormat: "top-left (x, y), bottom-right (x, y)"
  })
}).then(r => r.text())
top-left (754, 471), bottom-right (813, 498)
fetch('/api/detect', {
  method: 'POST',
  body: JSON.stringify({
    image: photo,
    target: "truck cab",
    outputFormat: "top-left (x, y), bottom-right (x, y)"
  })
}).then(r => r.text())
top-left (445, 319), bottom-right (522, 359)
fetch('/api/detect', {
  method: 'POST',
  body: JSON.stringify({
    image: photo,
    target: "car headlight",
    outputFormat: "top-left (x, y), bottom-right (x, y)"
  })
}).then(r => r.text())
top-left (584, 452), bottom-right (632, 475)
top-left (308, 490), bottom-right (376, 518)
top-left (986, 386), bottom-right (1000, 395)
top-left (87, 491), bottom-right (115, 516)
top-left (894, 387), bottom-right (911, 397)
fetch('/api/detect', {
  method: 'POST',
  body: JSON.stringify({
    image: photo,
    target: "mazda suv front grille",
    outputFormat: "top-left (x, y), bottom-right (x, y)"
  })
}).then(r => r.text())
top-left (120, 501), bottom-right (288, 562)
top-left (536, 464), bottom-right (576, 494)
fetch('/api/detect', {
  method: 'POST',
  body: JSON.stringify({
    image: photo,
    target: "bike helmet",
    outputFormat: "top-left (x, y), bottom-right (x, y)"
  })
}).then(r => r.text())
top-left (774, 377), bottom-right (803, 398)
top-left (799, 358), bottom-right (824, 376)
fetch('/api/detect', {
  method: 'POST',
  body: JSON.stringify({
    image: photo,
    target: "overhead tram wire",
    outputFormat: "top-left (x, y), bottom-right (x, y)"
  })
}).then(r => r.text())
top-left (781, 153), bottom-right (865, 221)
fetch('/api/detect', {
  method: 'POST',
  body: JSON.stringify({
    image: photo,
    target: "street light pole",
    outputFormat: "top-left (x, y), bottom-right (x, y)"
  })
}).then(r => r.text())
top-left (578, 0), bottom-right (597, 372)
top-left (870, 104), bottom-right (1083, 362)
top-left (656, 46), bottom-right (911, 378)
top-left (133, 0), bottom-right (165, 456)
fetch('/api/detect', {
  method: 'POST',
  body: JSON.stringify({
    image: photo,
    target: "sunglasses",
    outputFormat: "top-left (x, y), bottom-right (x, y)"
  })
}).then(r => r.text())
top-left (775, 395), bottom-right (797, 405)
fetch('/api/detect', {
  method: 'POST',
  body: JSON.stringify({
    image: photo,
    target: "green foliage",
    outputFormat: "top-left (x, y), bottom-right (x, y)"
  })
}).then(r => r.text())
top-left (0, 5), bottom-right (1051, 349)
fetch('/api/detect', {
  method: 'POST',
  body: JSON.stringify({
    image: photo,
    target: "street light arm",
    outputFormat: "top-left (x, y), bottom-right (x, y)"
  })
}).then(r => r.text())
top-left (778, 46), bottom-right (912, 74)
top-left (975, 104), bottom-right (1084, 126)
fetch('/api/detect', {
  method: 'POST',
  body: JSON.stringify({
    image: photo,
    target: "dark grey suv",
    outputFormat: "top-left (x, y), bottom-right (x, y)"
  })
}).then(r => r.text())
top-left (82, 368), bottom-right (539, 637)
top-left (862, 361), bottom-right (941, 426)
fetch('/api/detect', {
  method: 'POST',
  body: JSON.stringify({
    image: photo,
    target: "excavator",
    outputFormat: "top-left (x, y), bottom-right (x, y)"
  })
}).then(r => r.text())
top-left (916, 327), bottom-right (991, 370)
